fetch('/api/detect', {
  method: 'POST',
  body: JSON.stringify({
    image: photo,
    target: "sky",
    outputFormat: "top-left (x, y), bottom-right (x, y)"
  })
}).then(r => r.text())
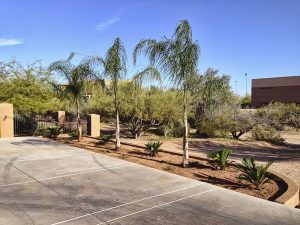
top-left (0, 0), bottom-right (299, 95)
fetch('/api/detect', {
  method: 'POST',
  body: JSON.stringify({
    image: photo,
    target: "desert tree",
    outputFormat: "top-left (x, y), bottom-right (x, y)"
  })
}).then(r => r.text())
top-left (133, 20), bottom-right (200, 167)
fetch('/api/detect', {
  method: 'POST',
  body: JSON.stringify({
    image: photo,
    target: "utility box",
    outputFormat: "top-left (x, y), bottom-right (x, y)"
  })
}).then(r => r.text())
top-left (87, 114), bottom-right (100, 137)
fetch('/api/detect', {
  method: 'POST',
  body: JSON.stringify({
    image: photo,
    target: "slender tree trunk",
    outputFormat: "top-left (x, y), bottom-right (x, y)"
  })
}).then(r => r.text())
top-left (76, 99), bottom-right (82, 142)
top-left (182, 86), bottom-right (189, 167)
top-left (115, 90), bottom-right (121, 150)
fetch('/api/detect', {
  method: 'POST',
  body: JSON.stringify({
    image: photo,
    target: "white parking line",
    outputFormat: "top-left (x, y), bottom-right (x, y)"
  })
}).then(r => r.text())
top-left (0, 152), bottom-right (95, 164)
top-left (1, 164), bottom-right (135, 187)
top-left (97, 188), bottom-right (217, 225)
top-left (50, 184), bottom-right (205, 225)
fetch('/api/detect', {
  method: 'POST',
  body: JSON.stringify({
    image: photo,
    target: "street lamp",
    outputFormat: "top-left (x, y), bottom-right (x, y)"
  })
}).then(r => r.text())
top-left (245, 73), bottom-right (248, 96)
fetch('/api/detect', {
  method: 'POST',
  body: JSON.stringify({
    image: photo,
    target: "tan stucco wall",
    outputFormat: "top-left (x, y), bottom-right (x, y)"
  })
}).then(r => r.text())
top-left (0, 103), bottom-right (14, 138)
top-left (87, 114), bottom-right (100, 137)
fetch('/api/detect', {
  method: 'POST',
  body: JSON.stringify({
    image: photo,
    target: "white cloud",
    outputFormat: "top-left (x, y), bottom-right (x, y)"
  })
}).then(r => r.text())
top-left (0, 38), bottom-right (23, 46)
top-left (94, 17), bottom-right (120, 32)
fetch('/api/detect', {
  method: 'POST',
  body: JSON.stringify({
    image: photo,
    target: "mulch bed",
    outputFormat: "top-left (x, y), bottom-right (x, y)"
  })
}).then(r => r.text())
top-left (57, 136), bottom-right (287, 201)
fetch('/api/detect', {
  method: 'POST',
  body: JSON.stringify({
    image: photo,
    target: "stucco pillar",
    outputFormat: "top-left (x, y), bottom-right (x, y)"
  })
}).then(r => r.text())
top-left (0, 103), bottom-right (14, 138)
top-left (57, 111), bottom-right (65, 123)
top-left (87, 114), bottom-right (100, 137)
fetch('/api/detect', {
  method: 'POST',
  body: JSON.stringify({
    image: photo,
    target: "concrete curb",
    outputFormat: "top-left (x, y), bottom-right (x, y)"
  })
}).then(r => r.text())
top-left (270, 171), bottom-right (300, 208)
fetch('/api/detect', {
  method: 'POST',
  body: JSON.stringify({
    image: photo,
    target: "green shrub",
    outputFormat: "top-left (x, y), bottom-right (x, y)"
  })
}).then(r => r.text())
top-left (34, 128), bottom-right (50, 137)
top-left (236, 158), bottom-right (273, 189)
top-left (47, 126), bottom-right (63, 140)
top-left (98, 134), bottom-right (112, 144)
top-left (207, 148), bottom-right (232, 170)
top-left (69, 130), bottom-right (79, 140)
top-left (145, 141), bottom-right (163, 157)
top-left (251, 124), bottom-right (284, 145)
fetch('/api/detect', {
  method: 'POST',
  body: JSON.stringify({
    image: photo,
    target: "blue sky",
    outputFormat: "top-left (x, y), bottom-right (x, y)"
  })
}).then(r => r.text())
top-left (0, 0), bottom-right (299, 95)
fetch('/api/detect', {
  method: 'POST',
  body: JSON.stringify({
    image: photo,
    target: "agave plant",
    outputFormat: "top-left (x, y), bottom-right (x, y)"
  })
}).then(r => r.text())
top-left (236, 158), bottom-right (273, 189)
top-left (207, 148), bottom-right (232, 170)
top-left (145, 141), bottom-right (163, 157)
top-left (99, 134), bottom-right (112, 145)
top-left (47, 126), bottom-right (63, 140)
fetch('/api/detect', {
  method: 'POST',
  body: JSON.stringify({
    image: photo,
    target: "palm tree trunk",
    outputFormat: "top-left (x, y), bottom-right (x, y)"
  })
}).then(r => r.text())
top-left (182, 87), bottom-right (189, 167)
top-left (76, 99), bottom-right (82, 142)
top-left (115, 91), bottom-right (121, 150)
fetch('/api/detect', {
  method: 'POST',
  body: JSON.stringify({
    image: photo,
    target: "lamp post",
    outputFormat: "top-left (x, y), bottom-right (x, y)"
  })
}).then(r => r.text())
top-left (235, 80), bottom-right (237, 94)
top-left (245, 73), bottom-right (248, 96)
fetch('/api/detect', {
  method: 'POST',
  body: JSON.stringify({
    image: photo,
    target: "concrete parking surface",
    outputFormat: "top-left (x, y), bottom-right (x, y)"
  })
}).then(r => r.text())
top-left (0, 137), bottom-right (299, 225)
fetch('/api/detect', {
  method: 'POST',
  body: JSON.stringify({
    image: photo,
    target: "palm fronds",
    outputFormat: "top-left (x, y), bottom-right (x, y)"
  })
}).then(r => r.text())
top-left (208, 148), bottom-right (232, 170)
top-left (236, 158), bottom-right (273, 189)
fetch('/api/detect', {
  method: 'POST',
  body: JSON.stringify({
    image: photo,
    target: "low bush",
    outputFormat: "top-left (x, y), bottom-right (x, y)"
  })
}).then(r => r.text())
top-left (98, 134), bottom-right (112, 144)
top-left (34, 128), bottom-right (50, 138)
top-left (236, 158), bottom-right (273, 190)
top-left (145, 141), bottom-right (163, 157)
top-left (69, 130), bottom-right (87, 140)
top-left (251, 124), bottom-right (284, 145)
top-left (47, 126), bottom-right (63, 140)
top-left (207, 148), bottom-right (232, 170)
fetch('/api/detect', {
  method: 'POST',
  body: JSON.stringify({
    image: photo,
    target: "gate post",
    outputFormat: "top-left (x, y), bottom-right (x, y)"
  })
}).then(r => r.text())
top-left (57, 111), bottom-right (65, 123)
top-left (0, 103), bottom-right (14, 138)
top-left (87, 114), bottom-right (100, 137)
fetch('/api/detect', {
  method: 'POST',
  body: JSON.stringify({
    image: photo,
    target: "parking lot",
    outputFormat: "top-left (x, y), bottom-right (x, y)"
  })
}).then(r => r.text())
top-left (0, 137), bottom-right (299, 225)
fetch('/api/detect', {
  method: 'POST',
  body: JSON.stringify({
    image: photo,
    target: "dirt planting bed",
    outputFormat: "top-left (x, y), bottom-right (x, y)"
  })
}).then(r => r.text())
top-left (58, 136), bottom-right (287, 201)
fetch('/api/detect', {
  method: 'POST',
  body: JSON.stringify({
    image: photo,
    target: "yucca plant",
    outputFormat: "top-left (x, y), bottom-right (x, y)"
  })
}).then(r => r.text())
top-left (145, 141), bottom-right (163, 157)
top-left (236, 158), bottom-right (273, 189)
top-left (99, 134), bottom-right (112, 144)
top-left (47, 126), bottom-right (63, 140)
top-left (207, 148), bottom-right (232, 170)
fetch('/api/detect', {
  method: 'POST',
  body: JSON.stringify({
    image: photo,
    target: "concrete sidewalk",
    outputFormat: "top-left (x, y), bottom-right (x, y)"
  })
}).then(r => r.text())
top-left (0, 137), bottom-right (299, 225)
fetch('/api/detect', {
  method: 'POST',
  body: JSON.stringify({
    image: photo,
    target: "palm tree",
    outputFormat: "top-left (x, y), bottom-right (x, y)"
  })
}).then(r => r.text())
top-left (49, 55), bottom-right (92, 142)
top-left (133, 20), bottom-right (200, 167)
top-left (89, 38), bottom-right (127, 150)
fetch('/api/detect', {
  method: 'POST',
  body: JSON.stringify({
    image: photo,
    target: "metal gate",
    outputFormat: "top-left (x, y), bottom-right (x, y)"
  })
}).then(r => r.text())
top-left (14, 114), bottom-right (38, 136)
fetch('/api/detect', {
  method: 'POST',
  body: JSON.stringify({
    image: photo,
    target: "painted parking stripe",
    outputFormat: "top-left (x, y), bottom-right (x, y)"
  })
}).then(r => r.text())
top-left (0, 152), bottom-right (96, 164)
top-left (97, 188), bottom-right (217, 225)
top-left (50, 183), bottom-right (205, 225)
top-left (1, 164), bottom-right (135, 187)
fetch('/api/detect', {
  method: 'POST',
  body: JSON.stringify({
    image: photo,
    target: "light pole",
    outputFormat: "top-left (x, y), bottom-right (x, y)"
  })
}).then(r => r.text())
top-left (245, 73), bottom-right (248, 96)
top-left (235, 80), bottom-right (237, 94)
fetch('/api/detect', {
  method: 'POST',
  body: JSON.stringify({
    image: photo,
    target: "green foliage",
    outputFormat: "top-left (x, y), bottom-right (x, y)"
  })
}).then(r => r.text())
top-left (251, 124), bottom-right (284, 145)
top-left (240, 95), bottom-right (251, 108)
top-left (47, 126), bottom-right (63, 140)
top-left (0, 62), bottom-right (64, 114)
top-left (98, 134), bottom-right (112, 144)
top-left (208, 148), bottom-right (232, 170)
top-left (236, 158), bottom-right (273, 189)
top-left (49, 53), bottom-right (93, 142)
top-left (134, 20), bottom-right (200, 167)
top-left (256, 102), bottom-right (300, 130)
top-left (69, 130), bottom-right (86, 140)
top-left (34, 127), bottom-right (50, 137)
top-left (145, 141), bottom-right (163, 157)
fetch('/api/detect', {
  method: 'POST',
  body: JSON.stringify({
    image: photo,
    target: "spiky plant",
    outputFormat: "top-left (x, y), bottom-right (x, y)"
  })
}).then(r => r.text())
top-left (208, 148), bottom-right (232, 170)
top-left (47, 126), bottom-right (63, 140)
top-left (145, 141), bottom-right (163, 157)
top-left (99, 134), bottom-right (112, 144)
top-left (134, 20), bottom-right (200, 167)
top-left (236, 158), bottom-right (273, 189)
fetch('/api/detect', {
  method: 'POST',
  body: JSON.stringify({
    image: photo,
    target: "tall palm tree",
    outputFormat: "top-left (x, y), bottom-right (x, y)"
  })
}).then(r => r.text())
top-left (49, 55), bottom-right (92, 142)
top-left (89, 38), bottom-right (127, 150)
top-left (133, 20), bottom-right (200, 167)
